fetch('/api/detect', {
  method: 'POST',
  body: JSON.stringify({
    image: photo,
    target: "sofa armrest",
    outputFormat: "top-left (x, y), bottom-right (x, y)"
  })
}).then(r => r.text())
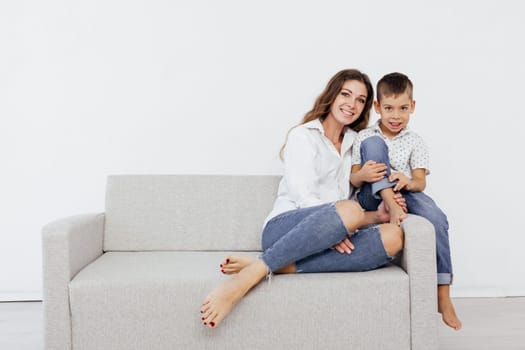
top-left (42, 213), bottom-right (105, 350)
top-left (400, 214), bottom-right (438, 350)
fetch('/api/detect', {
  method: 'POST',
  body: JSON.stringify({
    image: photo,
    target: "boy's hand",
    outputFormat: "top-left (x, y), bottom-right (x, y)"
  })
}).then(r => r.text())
top-left (360, 160), bottom-right (387, 182)
top-left (389, 172), bottom-right (410, 191)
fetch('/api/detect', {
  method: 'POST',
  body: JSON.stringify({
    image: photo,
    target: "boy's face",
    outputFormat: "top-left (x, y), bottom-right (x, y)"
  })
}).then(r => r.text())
top-left (374, 92), bottom-right (415, 138)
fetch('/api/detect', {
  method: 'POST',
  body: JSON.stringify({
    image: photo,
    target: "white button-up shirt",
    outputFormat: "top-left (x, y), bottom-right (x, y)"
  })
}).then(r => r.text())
top-left (265, 118), bottom-right (357, 225)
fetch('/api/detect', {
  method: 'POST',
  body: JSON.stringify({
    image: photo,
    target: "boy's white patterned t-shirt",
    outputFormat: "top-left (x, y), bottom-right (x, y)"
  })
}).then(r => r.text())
top-left (351, 120), bottom-right (430, 178)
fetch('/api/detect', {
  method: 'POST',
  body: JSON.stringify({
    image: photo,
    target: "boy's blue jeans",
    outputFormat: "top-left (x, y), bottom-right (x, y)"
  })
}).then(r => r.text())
top-left (261, 203), bottom-right (393, 274)
top-left (357, 136), bottom-right (453, 285)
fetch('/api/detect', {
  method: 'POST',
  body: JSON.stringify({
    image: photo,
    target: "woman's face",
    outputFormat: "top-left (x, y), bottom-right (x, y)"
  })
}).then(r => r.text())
top-left (328, 80), bottom-right (368, 126)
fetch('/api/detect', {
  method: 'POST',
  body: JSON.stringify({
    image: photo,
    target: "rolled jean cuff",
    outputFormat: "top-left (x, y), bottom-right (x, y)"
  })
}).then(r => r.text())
top-left (438, 273), bottom-right (453, 285)
top-left (260, 255), bottom-right (277, 274)
top-left (371, 177), bottom-right (395, 198)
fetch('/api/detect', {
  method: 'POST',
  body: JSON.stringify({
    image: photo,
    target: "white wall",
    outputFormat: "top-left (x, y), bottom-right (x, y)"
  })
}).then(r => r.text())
top-left (1, 0), bottom-right (524, 300)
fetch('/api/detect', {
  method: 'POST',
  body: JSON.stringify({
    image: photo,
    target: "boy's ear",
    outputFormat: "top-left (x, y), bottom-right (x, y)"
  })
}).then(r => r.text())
top-left (410, 100), bottom-right (416, 113)
top-left (373, 100), bottom-right (381, 113)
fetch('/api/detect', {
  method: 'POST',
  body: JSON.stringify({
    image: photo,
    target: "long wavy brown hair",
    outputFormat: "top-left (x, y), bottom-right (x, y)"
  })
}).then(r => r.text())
top-left (279, 69), bottom-right (374, 159)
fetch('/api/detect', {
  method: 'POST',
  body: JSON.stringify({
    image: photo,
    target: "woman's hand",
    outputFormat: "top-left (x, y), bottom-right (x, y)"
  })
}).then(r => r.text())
top-left (393, 192), bottom-right (407, 212)
top-left (359, 160), bottom-right (388, 182)
top-left (330, 237), bottom-right (354, 254)
top-left (377, 193), bottom-right (407, 223)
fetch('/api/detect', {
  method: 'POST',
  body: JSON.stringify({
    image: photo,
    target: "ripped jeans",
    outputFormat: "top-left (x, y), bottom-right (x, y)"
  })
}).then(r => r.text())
top-left (260, 202), bottom-right (393, 274)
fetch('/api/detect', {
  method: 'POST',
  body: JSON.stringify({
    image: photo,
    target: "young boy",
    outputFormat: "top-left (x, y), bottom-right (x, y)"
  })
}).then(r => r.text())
top-left (350, 72), bottom-right (462, 330)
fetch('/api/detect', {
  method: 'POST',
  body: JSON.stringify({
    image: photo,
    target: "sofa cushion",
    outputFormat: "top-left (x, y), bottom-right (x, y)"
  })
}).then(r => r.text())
top-left (104, 175), bottom-right (280, 251)
top-left (69, 251), bottom-right (410, 350)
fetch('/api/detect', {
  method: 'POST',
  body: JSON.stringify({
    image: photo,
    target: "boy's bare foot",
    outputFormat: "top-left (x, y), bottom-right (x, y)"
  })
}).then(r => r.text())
top-left (201, 259), bottom-right (268, 328)
top-left (220, 256), bottom-right (256, 275)
top-left (438, 285), bottom-right (462, 330)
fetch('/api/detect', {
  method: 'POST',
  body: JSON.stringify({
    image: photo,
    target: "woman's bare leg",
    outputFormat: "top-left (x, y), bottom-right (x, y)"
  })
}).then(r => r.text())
top-left (438, 284), bottom-right (462, 330)
top-left (274, 263), bottom-right (296, 274)
top-left (335, 200), bottom-right (367, 230)
top-left (201, 259), bottom-right (269, 328)
top-left (377, 222), bottom-right (404, 257)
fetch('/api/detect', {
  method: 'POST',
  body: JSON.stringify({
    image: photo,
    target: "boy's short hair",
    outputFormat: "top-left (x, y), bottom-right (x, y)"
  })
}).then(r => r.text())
top-left (376, 72), bottom-right (413, 102)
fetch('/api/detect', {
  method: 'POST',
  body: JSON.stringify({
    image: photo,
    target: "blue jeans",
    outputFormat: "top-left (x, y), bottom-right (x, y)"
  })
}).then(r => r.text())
top-left (260, 203), bottom-right (393, 273)
top-left (357, 136), bottom-right (453, 284)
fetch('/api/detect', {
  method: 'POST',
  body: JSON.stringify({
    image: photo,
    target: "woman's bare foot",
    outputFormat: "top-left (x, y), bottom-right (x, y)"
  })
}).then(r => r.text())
top-left (220, 256), bottom-right (256, 275)
top-left (201, 259), bottom-right (268, 328)
top-left (386, 202), bottom-right (406, 226)
top-left (378, 188), bottom-right (407, 226)
top-left (438, 285), bottom-right (462, 330)
top-left (376, 201), bottom-right (390, 223)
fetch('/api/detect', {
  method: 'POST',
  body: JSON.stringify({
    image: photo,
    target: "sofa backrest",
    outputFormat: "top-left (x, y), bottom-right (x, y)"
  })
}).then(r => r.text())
top-left (104, 175), bottom-right (281, 251)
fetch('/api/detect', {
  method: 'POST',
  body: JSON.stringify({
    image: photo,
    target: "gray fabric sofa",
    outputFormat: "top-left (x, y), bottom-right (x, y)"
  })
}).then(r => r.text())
top-left (42, 175), bottom-right (438, 350)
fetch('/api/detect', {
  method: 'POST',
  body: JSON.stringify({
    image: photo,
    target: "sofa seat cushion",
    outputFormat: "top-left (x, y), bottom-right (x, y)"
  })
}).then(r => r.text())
top-left (69, 251), bottom-right (410, 350)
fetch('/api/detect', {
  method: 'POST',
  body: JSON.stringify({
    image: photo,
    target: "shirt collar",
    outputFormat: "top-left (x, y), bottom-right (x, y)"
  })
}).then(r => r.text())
top-left (305, 118), bottom-right (355, 153)
top-left (372, 119), bottom-right (411, 138)
top-left (303, 118), bottom-right (324, 132)
top-left (304, 118), bottom-right (353, 135)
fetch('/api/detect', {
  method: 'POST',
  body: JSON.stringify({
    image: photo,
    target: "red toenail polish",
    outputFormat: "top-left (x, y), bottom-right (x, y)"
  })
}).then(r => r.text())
top-left (226, 259), bottom-right (230, 263)
top-left (210, 322), bottom-right (215, 327)
top-left (220, 264), bottom-right (223, 268)
top-left (203, 322), bottom-right (207, 325)
top-left (221, 269), bottom-right (225, 273)
top-left (201, 317), bottom-right (205, 320)
top-left (200, 310), bottom-right (203, 313)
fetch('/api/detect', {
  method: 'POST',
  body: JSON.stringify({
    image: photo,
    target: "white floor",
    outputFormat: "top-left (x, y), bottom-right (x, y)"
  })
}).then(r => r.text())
top-left (1, 301), bottom-right (43, 350)
top-left (437, 297), bottom-right (525, 350)
top-left (2, 297), bottom-right (525, 349)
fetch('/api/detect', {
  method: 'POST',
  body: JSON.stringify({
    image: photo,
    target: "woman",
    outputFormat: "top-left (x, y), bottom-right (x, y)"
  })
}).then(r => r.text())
top-left (200, 69), bottom-right (406, 328)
